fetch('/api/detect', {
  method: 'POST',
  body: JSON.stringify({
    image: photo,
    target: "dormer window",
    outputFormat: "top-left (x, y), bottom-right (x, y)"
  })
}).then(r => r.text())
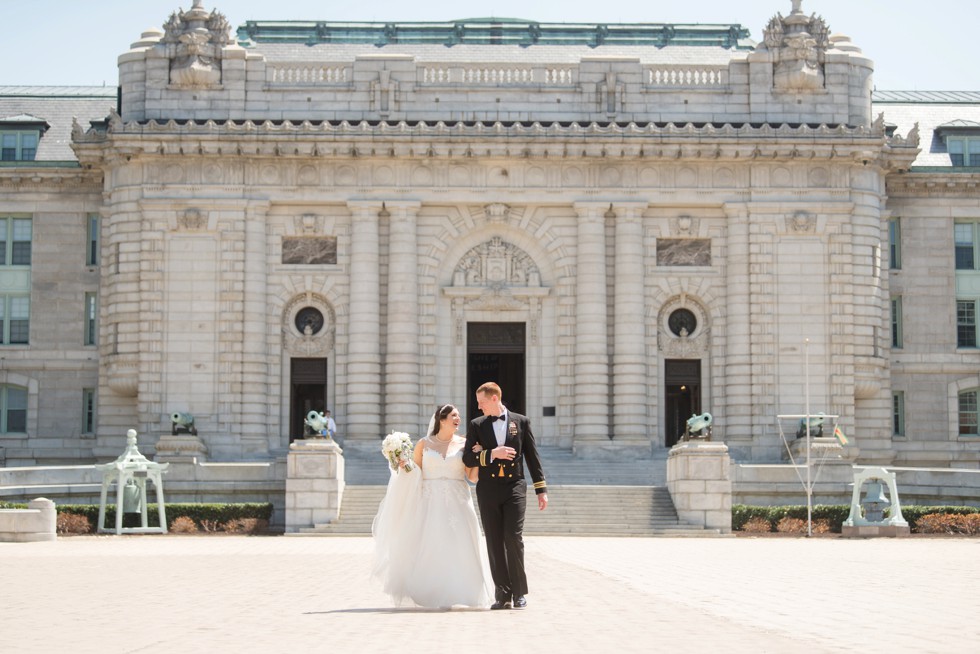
top-left (937, 120), bottom-right (980, 167)
top-left (1, 132), bottom-right (38, 161)
top-left (0, 114), bottom-right (48, 162)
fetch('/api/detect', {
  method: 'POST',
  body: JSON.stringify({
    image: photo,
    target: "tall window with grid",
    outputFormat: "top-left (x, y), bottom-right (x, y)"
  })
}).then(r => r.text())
top-left (959, 389), bottom-right (978, 436)
top-left (0, 384), bottom-right (27, 433)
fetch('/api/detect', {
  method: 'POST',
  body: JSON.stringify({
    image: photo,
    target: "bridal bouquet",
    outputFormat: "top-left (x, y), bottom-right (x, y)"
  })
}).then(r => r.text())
top-left (381, 431), bottom-right (415, 473)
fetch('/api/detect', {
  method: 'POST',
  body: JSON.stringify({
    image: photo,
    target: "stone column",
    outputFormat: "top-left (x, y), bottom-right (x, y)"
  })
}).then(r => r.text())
top-left (346, 201), bottom-right (384, 443)
top-left (612, 202), bottom-right (649, 449)
top-left (723, 204), bottom-right (753, 452)
top-left (242, 200), bottom-right (271, 456)
top-left (384, 202), bottom-right (422, 435)
top-left (666, 441), bottom-right (732, 533)
top-left (573, 202), bottom-right (610, 449)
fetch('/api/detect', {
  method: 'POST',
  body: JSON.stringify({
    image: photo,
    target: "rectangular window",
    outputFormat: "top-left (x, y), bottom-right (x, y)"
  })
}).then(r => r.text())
top-left (0, 295), bottom-right (30, 345)
top-left (82, 388), bottom-right (95, 434)
top-left (888, 218), bottom-right (901, 269)
top-left (84, 292), bottom-right (98, 346)
top-left (892, 391), bottom-right (905, 438)
top-left (0, 131), bottom-right (39, 162)
top-left (957, 300), bottom-right (977, 348)
top-left (891, 296), bottom-right (903, 348)
top-left (950, 137), bottom-right (980, 167)
top-left (955, 223), bottom-right (975, 270)
top-left (959, 390), bottom-right (978, 436)
top-left (0, 217), bottom-right (32, 266)
top-left (1, 385), bottom-right (27, 433)
top-left (86, 214), bottom-right (99, 266)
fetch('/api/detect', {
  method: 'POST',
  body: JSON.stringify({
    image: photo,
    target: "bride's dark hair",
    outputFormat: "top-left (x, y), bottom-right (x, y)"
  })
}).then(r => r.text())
top-left (430, 404), bottom-right (457, 435)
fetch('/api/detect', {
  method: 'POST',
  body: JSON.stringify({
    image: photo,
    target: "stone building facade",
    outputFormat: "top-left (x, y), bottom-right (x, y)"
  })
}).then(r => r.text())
top-left (1, 1), bottom-right (977, 480)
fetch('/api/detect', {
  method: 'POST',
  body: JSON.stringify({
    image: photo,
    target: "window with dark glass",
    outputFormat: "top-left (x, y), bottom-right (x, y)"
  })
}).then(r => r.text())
top-left (888, 218), bottom-right (901, 270)
top-left (0, 131), bottom-right (39, 161)
top-left (959, 389), bottom-right (978, 436)
top-left (87, 214), bottom-right (99, 266)
top-left (957, 300), bottom-right (977, 348)
top-left (892, 391), bottom-right (905, 437)
top-left (0, 217), bottom-right (32, 266)
top-left (0, 384), bottom-right (27, 433)
top-left (891, 296), bottom-right (903, 348)
top-left (82, 388), bottom-right (95, 434)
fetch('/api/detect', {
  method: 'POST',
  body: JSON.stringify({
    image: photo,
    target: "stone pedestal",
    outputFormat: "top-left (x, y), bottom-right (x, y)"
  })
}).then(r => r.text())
top-left (0, 498), bottom-right (56, 542)
top-left (841, 524), bottom-right (910, 538)
top-left (154, 432), bottom-right (209, 463)
top-left (785, 436), bottom-right (848, 463)
top-left (285, 439), bottom-right (345, 533)
top-left (667, 440), bottom-right (732, 533)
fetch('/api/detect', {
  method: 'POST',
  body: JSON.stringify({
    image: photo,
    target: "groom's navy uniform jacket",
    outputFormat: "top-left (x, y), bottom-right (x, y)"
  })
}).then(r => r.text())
top-left (462, 411), bottom-right (547, 495)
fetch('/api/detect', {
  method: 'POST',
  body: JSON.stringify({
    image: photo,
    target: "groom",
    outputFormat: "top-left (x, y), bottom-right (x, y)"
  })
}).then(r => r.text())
top-left (463, 382), bottom-right (547, 610)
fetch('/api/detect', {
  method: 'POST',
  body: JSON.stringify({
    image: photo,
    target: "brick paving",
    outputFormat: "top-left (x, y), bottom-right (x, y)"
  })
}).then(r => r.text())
top-left (0, 535), bottom-right (976, 653)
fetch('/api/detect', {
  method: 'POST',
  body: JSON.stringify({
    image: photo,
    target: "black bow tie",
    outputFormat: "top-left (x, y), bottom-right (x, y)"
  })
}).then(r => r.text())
top-left (491, 414), bottom-right (506, 422)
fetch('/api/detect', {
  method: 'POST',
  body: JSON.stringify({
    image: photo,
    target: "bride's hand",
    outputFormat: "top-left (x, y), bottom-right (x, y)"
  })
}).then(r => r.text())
top-left (471, 443), bottom-right (483, 453)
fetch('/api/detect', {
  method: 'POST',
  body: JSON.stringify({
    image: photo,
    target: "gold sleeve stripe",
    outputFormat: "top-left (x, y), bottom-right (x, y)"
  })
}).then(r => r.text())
top-left (533, 481), bottom-right (547, 489)
top-left (480, 451), bottom-right (487, 467)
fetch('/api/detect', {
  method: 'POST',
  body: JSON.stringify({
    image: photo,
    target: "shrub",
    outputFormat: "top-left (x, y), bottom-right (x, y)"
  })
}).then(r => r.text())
top-left (964, 513), bottom-right (980, 536)
top-left (741, 516), bottom-right (773, 533)
top-left (169, 516), bottom-right (198, 534)
top-left (775, 517), bottom-right (807, 533)
top-left (55, 502), bottom-right (274, 531)
top-left (200, 519), bottom-right (222, 533)
top-left (56, 512), bottom-right (92, 535)
top-left (811, 518), bottom-right (832, 534)
top-left (917, 513), bottom-right (966, 534)
top-left (223, 518), bottom-right (269, 534)
top-left (902, 505), bottom-right (979, 532)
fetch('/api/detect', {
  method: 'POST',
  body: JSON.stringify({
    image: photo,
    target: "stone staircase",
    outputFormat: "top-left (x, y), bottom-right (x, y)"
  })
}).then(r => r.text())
top-left (295, 445), bottom-right (723, 537)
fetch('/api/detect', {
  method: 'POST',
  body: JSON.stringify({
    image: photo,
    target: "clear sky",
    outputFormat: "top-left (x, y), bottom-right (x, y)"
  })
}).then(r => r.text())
top-left (3, 0), bottom-right (978, 90)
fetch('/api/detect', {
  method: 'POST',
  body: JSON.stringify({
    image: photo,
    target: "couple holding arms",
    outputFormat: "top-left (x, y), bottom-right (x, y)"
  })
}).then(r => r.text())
top-left (372, 382), bottom-right (548, 610)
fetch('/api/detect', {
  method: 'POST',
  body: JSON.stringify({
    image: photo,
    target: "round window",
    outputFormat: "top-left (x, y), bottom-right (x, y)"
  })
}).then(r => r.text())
top-left (295, 307), bottom-right (324, 335)
top-left (668, 309), bottom-right (697, 337)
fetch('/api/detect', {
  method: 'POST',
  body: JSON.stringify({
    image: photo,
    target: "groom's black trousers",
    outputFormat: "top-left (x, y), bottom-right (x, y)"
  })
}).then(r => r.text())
top-left (476, 479), bottom-right (527, 601)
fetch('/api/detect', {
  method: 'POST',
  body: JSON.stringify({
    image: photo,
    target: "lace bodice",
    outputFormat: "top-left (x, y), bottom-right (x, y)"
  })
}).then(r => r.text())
top-left (421, 436), bottom-right (467, 481)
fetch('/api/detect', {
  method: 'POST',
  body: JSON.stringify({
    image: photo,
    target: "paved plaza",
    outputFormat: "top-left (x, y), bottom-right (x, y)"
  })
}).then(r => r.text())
top-left (1, 535), bottom-right (977, 653)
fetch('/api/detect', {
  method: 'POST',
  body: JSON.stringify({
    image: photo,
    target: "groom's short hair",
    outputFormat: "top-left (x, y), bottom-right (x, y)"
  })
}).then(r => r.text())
top-left (476, 382), bottom-right (502, 400)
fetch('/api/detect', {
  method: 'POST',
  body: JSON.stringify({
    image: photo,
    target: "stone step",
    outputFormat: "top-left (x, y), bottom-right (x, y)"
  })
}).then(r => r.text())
top-left (297, 484), bottom-right (720, 536)
top-left (342, 445), bottom-right (669, 486)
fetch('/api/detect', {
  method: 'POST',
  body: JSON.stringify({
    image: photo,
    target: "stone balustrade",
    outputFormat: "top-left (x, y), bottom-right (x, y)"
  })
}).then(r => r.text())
top-left (267, 64), bottom-right (350, 85)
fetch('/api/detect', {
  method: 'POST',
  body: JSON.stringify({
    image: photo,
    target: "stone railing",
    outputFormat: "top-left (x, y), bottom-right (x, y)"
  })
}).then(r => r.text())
top-left (267, 64), bottom-right (351, 85)
top-left (646, 65), bottom-right (728, 88)
top-left (421, 65), bottom-right (577, 85)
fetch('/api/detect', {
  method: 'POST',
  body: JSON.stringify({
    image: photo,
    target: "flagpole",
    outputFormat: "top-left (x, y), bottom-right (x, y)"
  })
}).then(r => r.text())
top-left (804, 338), bottom-right (812, 537)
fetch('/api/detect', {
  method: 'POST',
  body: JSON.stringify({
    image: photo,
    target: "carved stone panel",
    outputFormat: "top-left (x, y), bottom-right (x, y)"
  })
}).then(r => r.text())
top-left (657, 239), bottom-right (711, 266)
top-left (453, 237), bottom-right (540, 287)
top-left (282, 237), bottom-right (338, 265)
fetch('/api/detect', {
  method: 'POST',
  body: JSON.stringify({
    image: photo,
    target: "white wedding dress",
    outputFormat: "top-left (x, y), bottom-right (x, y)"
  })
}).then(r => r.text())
top-left (372, 435), bottom-right (493, 609)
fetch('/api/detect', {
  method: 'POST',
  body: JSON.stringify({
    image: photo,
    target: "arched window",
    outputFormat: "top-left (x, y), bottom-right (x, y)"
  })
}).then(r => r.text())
top-left (959, 389), bottom-right (978, 436)
top-left (0, 384), bottom-right (27, 433)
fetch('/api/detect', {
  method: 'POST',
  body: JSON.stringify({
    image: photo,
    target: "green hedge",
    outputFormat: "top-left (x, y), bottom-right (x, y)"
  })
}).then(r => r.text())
top-left (57, 502), bottom-right (273, 531)
top-left (733, 503), bottom-right (980, 533)
top-left (0, 501), bottom-right (29, 509)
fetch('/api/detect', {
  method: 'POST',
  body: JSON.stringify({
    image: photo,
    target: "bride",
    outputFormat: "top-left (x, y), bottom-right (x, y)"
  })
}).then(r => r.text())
top-left (372, 404), bottom-right (493, 609)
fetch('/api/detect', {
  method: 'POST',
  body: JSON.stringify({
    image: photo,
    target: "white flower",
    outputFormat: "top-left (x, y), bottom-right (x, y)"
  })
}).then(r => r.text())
top-left (381, 431), bottom-right (415, 473)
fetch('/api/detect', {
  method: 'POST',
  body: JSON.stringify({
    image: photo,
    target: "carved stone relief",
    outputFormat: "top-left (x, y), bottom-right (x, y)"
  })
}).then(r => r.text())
top-left (761, 1), bottom-right (830, 92)
top-left (161, 0), bottom-right (231, 88)
top-left (452, 236), bottom-right (540, 287)
top-left (282, 294), bottom-right (335, 357)
top-left (658, 297), bottom-right (710, 358)
top-left (177, 208), bottom-right (208, 231)
top-left (787, 211), bottom-right (817, 234)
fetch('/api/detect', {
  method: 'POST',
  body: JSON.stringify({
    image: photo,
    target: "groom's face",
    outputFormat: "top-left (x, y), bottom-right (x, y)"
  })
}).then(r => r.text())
top-left (476, 391), bottom-right (500, 416)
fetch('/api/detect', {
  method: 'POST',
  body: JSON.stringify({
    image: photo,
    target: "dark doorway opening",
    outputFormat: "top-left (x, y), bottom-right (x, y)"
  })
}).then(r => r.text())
top-left (290, 357), bottom-right (327, 442)
top-left (664, 359), bottom-right (701, 447)
top-left (467, 322), bottom-right (526, 421)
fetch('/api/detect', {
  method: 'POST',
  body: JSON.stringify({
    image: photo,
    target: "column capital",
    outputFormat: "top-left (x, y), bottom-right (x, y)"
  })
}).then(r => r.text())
top-left (346, 199), bottom-right (386, 213)
top-left (573, 201), bottom-right (610, 219)
top-left (383, 200), bottom-right (422, 218)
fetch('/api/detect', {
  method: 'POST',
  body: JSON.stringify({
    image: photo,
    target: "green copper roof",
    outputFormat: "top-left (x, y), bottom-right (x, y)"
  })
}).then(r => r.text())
top-left (236, 19), bottom-right (752, 49)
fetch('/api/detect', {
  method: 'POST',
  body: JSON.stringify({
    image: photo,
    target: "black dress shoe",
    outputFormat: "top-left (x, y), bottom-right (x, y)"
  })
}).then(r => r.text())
top-left (512, 596), bottom-right (527, 609)
top-left (490, 599), bottom-right (511, 610)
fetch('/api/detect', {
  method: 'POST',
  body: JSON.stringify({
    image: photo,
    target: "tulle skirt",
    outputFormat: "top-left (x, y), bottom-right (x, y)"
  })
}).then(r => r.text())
top-left (372, 468), bottom-right (492, 609)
